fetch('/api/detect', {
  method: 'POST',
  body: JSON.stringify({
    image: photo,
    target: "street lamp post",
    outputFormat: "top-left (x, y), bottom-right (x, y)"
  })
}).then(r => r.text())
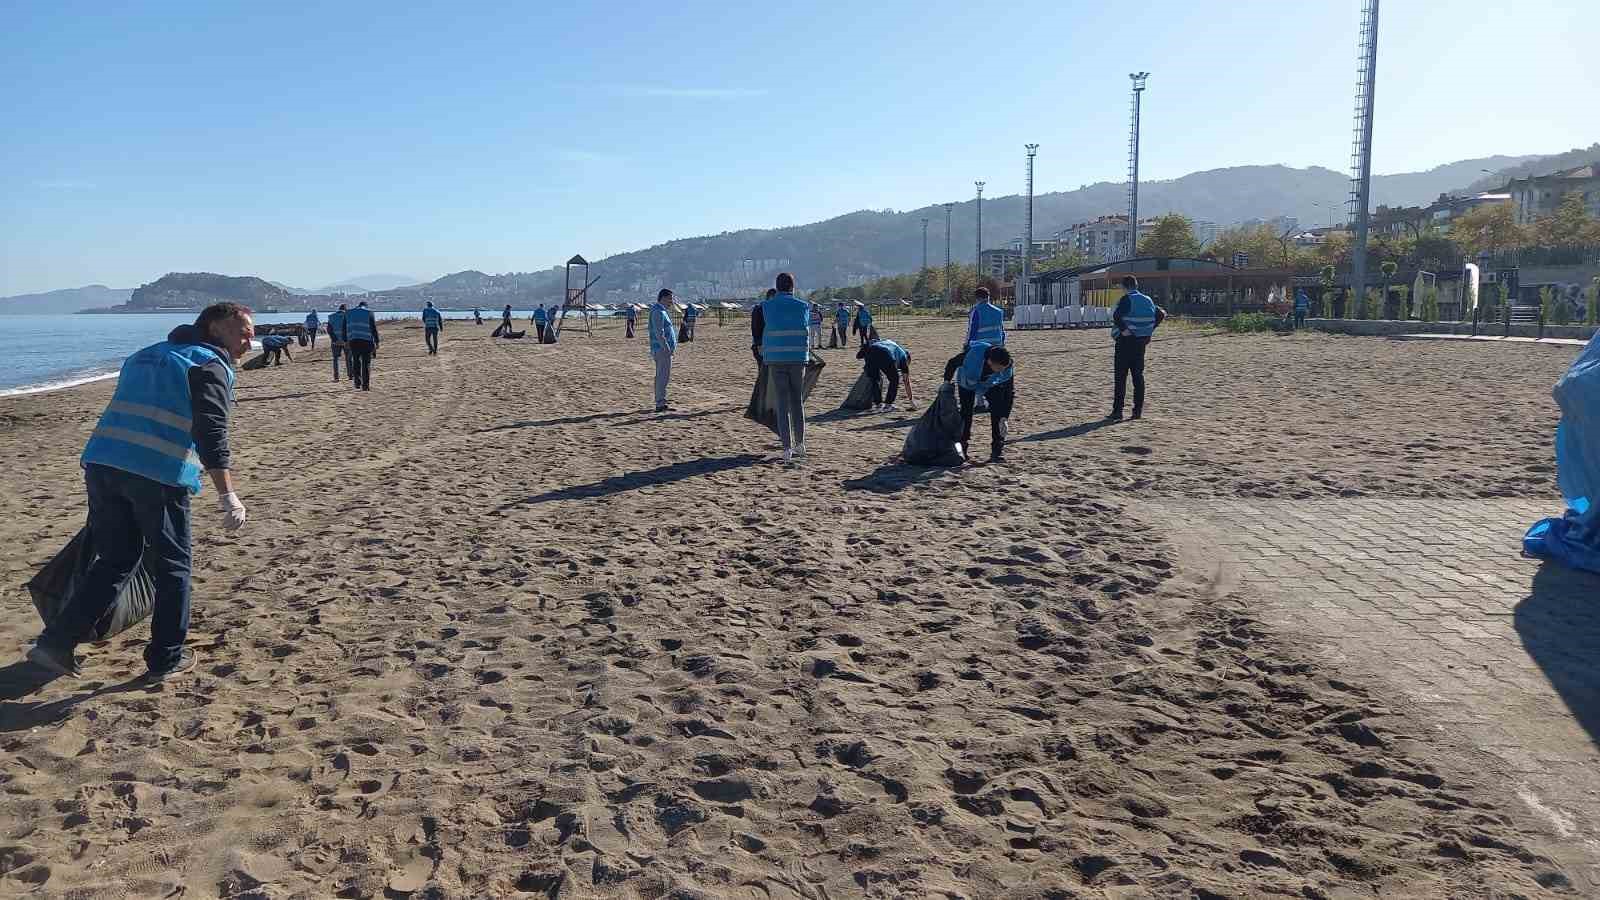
top-left (1023, 144), bottom-right (1039, 306)
top-left (1127, 73), bottom-right (1150, 259)
top-left (920, 217), bottom-right (930, 301)
top-left (943, 202), bottom-right (955, 307)
top-left (974, 181), bottom-right (985, 279)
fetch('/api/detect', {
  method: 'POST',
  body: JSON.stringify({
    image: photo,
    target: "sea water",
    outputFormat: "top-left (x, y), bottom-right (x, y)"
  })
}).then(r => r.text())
top-left (0, 309), bottom-right (603, 395)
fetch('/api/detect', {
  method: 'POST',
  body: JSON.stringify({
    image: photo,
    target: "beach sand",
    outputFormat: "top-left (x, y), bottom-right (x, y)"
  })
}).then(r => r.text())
top-left (0, 317), bottom-right (1583, 897)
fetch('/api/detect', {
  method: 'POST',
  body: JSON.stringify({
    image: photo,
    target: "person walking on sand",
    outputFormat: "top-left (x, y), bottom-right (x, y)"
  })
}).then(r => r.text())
top-left (858, 337), bottom-right (914, 412)
top-left (472, 306), bottom-right (483, 325)
top-left (304, 309), bottom-right (320, 348)
top-left (533, 304), bottom-right (549, 343)
top-left (26, 302), bottom-right (254, 680)
top-left (328, 303), bottom-right (348, 382)
top-left (649, 289), bottom-right (679, 412)
top-left (760, 273), bottom-right (811, 461)
top-left (854, 302), bottom-right (874, 347)
top-left (1107, 275), bottom-right (1165, 421)
top-left (683, 302), bottom-right (699, 342)
top-left (832, 301), bottom-right (850, 348)
top-left (1293, 288), bottom-right (1310, 330)
top-left (809, 303), bottom-right (824, 349)
top-left (944, 341), bottom-right (1015, 465)
top-left (422, 301), bottom-right (444, 355)
top-left (501, 304), bottom-right (513, 334)
top-left (965, 286), bottom-right (1006, 348)
top-left (625, 303), bottom-right (637, 339)
top-left (342, 300), bottom-right (380, 391)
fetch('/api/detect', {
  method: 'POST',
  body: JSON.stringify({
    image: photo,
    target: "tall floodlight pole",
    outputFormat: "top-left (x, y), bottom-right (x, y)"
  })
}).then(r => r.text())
top-left (1127, 72), bottom-right (1149, 260)
top-left (920, 217), bottom-right (930, 301)
top-left (1023, 144), bottom-right (1038, 305)
top-left (974, 181), bottom-right (986, 276)
top-left (1348, 0), bottom-right (1380, 316)
top-left (943, 202), bottom-right (955, 306)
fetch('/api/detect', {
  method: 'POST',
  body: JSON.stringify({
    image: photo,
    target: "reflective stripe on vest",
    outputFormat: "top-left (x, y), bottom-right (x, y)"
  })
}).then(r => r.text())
top-left (346, 308), bottom-right (376, 342)
top-left (1122, 292), bottom-right (1158, 338)
top-left (760, 295), bottom-right (810, 363)
top-left (80, 341), bottom-right (232, 494)
top-left (328, 311), bottom-right (346, 338)
top-left (971, 303), bottom-right (1005, 344)
top-left (423, 308), bottom-right (441, 327)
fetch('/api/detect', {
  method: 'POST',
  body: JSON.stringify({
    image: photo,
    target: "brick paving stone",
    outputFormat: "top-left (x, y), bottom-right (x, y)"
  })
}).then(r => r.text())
top-left (1158, 497), bottom-right (1600, 873)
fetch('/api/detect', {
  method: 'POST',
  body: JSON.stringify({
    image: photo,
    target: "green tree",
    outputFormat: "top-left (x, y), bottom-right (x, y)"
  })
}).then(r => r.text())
top-left (1321, 289), bottom-right (1335, 318)
top-left (1540, 286), bottom-right (1558, 325)
top-left (1136, 213), bottom-right (1201, 258)
top-left (1587, 278), bottom-right (1600, 326)
top-left (1379, 260), bottom-right (1398, 316)
top-left (1363, 288), bottom-right (1381, 320)
top-left (1393, 284), bottom-right (1411, 320)
top-left (1531, 192), bottom-right (1600, 249)
top-left (1418, 286), bottom-right (1439, 322)
top-left (1451, 202), bottom-right (1526, 257)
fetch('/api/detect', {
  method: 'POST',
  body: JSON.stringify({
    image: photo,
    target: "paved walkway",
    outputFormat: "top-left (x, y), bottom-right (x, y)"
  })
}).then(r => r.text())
top-left (1395, 333), bottom-right (1590, 347)
top-left (1157, 497), bottom-right (1600, 881)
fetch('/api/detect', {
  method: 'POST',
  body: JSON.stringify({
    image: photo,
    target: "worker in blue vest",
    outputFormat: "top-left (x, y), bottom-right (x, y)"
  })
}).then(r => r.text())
top-left (809, 304), bottom-right (824, 348)
top-left (1107, 275), bottom-right (1166, 421)
top-left (625, 304), bottom-right (638, 338)
top-left (328, 304), bottom-right (348, 382)
top-left (965, 286), bottom-right (1006, 348)
top-left (682, 302), bottom-right (699, 341)
top-left (760, 273), bottom-right (812, 461)
top-left (260, 334), bottom-right (294, 366)
top-left (422, 301), bottom-right (444, 355)
top-left (1293, 288), bottom-right (1311, 329)
top-left (341, 300), bottom-right (380, 391)
top-left (854, 302), bottom-right (874, 347)
top-left (944, 341), bottom-right (1015, 465)
top-left (649, 289), bottom-right (679, 412)
top-left (304, 309), bottom-right (320, 348)
top-left (533, 305), bottom-right (549, 343)
top-left (857, 337), bottom-right (914, 412)
top-left (833, 302), bottom-right (850, 348)
top-left (27, 302), bottom-right (254, 681)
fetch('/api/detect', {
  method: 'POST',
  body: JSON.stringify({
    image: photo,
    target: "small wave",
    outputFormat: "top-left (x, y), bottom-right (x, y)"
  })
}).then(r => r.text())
top-left (0, 368), bottom-right (121, 398)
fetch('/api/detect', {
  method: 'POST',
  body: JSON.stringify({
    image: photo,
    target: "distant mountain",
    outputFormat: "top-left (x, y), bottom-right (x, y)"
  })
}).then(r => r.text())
top-left (268, 281), bottom-right (311, 296)
top-left (0, 285), bottom-right (133, 314)
top-left (317, 273), bottom-right (420, 293)
top-left (128, 273), bottom-right (295, 310)
top-left (1459, 143), bottom-right (1600, 193)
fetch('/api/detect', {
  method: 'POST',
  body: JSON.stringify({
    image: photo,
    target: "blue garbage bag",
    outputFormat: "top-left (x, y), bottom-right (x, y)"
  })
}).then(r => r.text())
top-left (1524, 332), bottom-right (1600, 573)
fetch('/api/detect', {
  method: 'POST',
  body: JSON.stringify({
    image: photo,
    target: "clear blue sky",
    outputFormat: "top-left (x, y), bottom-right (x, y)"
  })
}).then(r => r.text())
top-left (2, 0), bottom-right (1593, 296)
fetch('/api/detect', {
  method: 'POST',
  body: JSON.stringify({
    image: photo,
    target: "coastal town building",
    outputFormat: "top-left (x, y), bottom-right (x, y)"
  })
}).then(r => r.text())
top-left (1503, 163), bottom-right (1600, 225)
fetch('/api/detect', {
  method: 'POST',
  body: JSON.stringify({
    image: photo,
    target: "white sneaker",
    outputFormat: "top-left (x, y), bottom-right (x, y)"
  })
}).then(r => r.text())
top-left (794, 443), bottom-right (806, 458)
top-left (882, 403), bottom-right (898, 412)
top-left (783, 448), bottom-right (795, 462)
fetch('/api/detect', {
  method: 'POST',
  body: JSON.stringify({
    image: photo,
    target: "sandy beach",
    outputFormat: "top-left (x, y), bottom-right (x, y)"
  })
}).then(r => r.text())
top-left (0, 315), bottom-right (1585, 898)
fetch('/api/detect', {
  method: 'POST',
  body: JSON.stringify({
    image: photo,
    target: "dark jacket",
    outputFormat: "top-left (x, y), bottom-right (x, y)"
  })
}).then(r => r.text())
top-left (858, 342), bottom-right (909, 373)
top-left (750, 305), bottom-right (766, 360)
top-left (169, 325), bottom-right (234, 471)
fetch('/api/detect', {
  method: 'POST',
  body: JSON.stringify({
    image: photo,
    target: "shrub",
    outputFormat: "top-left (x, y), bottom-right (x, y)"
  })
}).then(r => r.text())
top-left (1320, 289), bottom-right (1335, 318)
top-left (1419, 286), bottom-right (1440, 323)
top-left (1394, 285), bottom-right (1411, 321)
top-left (1586, 279), bottom-right (1598, 326)
top-left (1363, 289), bottom-right (1381, 320)
top-left (1222, 312), bottom-right (1276, 333)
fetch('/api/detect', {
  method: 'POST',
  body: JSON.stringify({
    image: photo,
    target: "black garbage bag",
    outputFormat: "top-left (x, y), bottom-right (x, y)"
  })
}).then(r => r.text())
top-left (677, 323), bottom-right (690, 343)
top-left (902, 382), bottom-right (966, 466)
top-left (841, 372), bottom-right (875, 411)
top-left (241, 351), bottom-right (272, 371)
top-left (745, 353), bottom-right (827, 435)
top-left (491, 322), bottom-right (508, 337)
top-left (297, 332), bottom-right (308, 347)
top-left (543, 323), bottom-right (558, 344)
top-left (27, 527), bottom-right (156, 642)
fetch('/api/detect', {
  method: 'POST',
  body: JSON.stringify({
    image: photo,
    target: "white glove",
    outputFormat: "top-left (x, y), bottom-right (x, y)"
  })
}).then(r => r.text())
top-left (218, 492), bottom-right (247, 532)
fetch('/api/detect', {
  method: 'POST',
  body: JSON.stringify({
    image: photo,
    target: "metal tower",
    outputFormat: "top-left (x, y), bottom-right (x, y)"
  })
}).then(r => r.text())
top-left (1127, 72), bottom-right (1150, 260)
top-left (1023, 144), bottom-right (1038, 305)
top-left (920, 217), bottom-right (930, 299)
top-left (943, 202), bottom-right (955, 305)
top-left (1348, 0), bottom-right (1379, 314)
top-left (974, 181), bottom-right (985, 276)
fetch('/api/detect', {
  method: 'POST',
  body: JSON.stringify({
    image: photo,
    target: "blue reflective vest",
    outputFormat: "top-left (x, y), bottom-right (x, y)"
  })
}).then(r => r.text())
top-left (684, 305), bottom-right (698, 320)
top-left (649, 302), bottom-right (677, 354)
top-left (1294, 290), bottom-right (1311, 312)
top-left (345, 306), bottom-right (376, 342)
top-left (957, 340), bottom-right (1013, 395)
top-left (305, 311), bottom-right (319, 330)
top-left (328, 310), bottom-right (346, 342)
top-left (968, 301), bottom-right (1006, 345)
top-left (872, 339), bottom-right (908, 366)
top-left (422, 306), bottom-right (442, 328)
top-left (81, 341), bottom-right (233, 495)
top-left (835, 306), bottom-right (849, 327)
top-left (626, 307), bottom-right (637, 322)
top-left (856, 306), bottom-right (873, 327)
top-left (1120, 291), bottom-right (1158, 338)
top-left (533, 308), bottom-right (547, 323)
top-left (760, 293), bottom-right (810, 364)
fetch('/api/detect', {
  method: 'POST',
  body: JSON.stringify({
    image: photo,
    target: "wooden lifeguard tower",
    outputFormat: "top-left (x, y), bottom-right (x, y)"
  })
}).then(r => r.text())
top-left (552, 254), bottom-right (600, 339)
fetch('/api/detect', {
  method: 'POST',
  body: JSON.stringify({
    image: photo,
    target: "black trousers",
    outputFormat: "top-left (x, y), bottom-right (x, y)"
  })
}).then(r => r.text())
top-left (626, 319), bottom-right (636, 338)
top-left (1112, 336), bottom-right (1150, 415)
top-left (866, 358), bottom-right (901, 406)
top-left (425, 327), bottom-right (439, 354)
top-left (348, 339), bottom-right (375, 390)
top-left (1294, 309), bottom-right (1306, 328)
top-left (959, 380), bottom-right (1014, 459)
top-left (535, 323), bottom-right (546, 342)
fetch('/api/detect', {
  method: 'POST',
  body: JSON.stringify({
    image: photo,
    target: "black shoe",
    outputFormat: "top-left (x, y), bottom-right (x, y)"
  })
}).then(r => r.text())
top-left (145, 647), bottom-right (196, 681)
top-left (1105, 411), bottom-right (1124, 422)
top-left (1130, 411), bottom-right (1143, 420)
top-left (990, 454), bottom-right (1006, 464)
top-left (27, 643), bottom-right (81, 678)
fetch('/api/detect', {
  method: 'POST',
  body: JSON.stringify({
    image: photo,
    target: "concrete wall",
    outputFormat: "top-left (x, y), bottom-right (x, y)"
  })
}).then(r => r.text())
top-left (1304, 318), bottom-right (1597, 340)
